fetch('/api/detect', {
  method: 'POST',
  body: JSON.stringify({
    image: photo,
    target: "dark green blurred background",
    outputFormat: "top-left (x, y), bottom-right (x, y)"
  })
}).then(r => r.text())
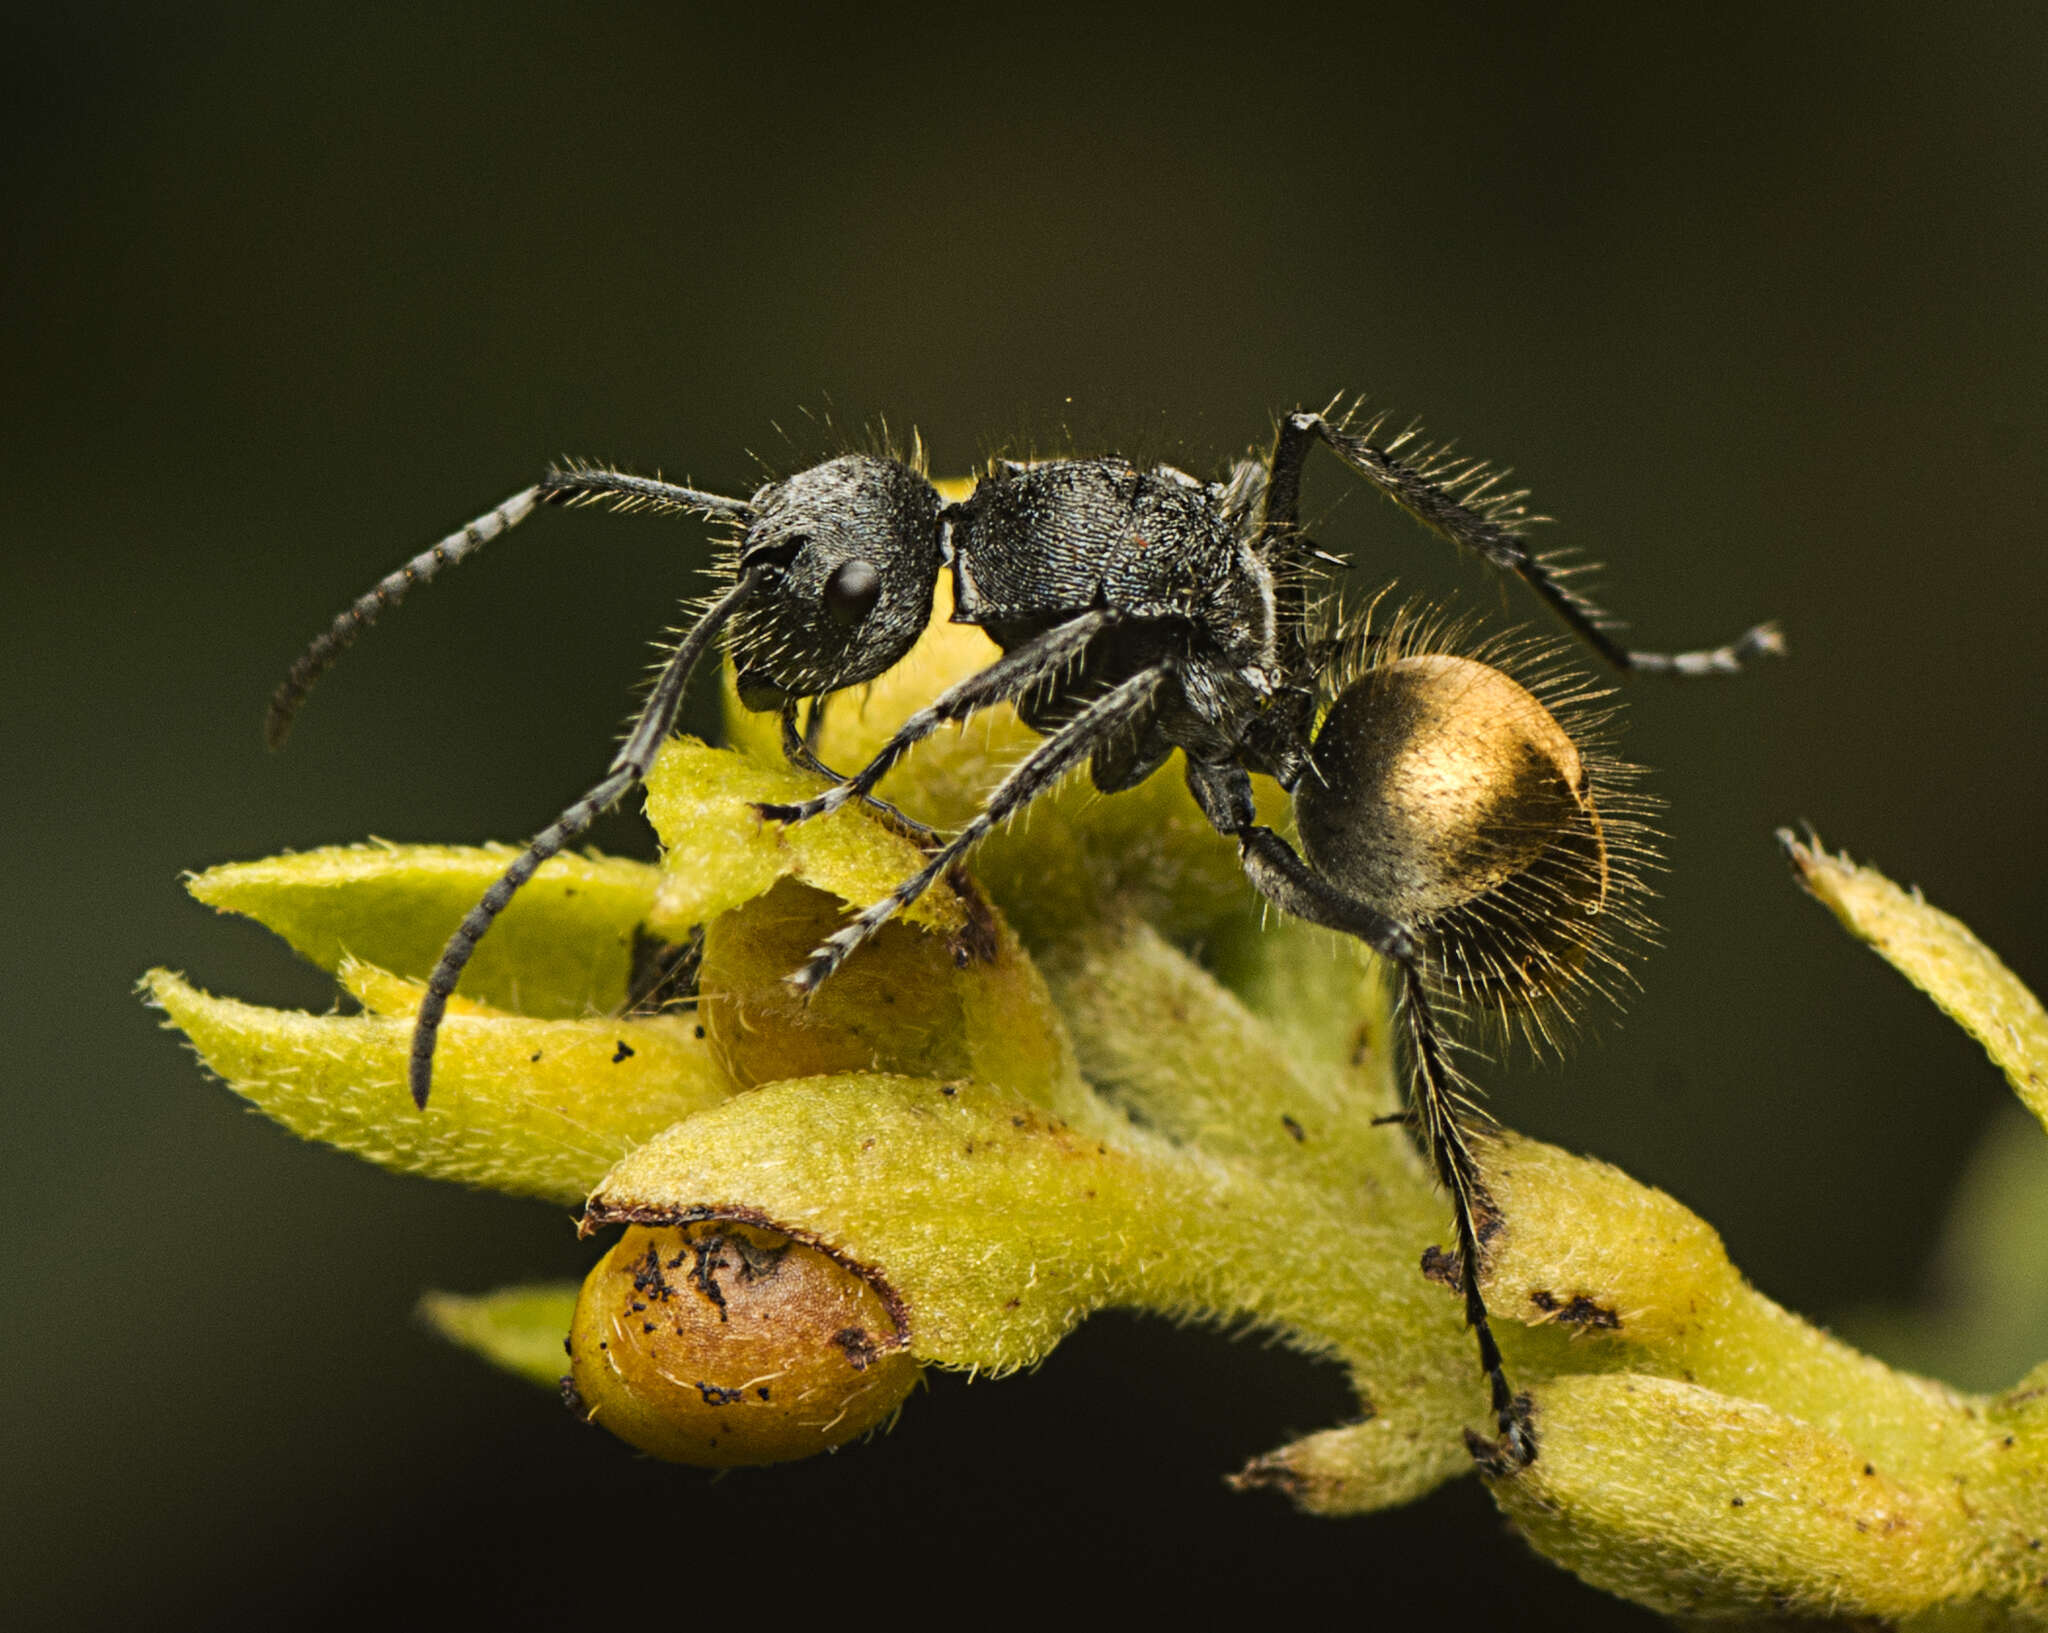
top-left (7, 5), bottom-right (2044, 1624)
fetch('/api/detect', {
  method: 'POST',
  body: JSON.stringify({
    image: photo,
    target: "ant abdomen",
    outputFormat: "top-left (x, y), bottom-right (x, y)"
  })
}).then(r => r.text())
top-left (1295, 653), bottom-right (1631, 1020)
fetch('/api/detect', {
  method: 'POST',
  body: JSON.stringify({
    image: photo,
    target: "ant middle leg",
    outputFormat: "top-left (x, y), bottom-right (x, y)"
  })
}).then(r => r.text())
top-left (785, 662), bottom-right (1170, 994)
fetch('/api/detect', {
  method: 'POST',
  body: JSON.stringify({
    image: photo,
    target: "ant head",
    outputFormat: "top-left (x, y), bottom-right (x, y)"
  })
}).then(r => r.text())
top-left (728, 455), bottom-right (944, 710)
top-left (1294, 638), bottom-right (1651, 1038)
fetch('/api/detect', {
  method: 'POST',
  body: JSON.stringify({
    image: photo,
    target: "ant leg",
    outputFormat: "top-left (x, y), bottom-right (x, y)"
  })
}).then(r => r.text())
top-left (266, 467), bottom-right (754, 750)
top-left (1398, 968), bottom-right (1535, 1470)
top-left (407, 564), bottom-right (766, 1109)
top-left (776, 702), bottom-right (941, 844)
top-left (1262, 406), bottom-right (1781, 678)
top-left (776, 699), bottom-right (831, 776)
top-left (786, 663), bottom-right (1169, 994)
top-left (1185, 758), bottom-right (1535, 1467)
top-left (1182, 759), bottom-right (1417, 960)
top-left (754, 609), bottom-right (1116, 827)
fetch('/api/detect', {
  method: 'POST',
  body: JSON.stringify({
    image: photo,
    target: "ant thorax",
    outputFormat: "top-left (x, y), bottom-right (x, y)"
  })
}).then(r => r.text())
top-left (951, 460), bottom-right (1258, 634)
top-left (946, 457), bottom-right (1290, 772)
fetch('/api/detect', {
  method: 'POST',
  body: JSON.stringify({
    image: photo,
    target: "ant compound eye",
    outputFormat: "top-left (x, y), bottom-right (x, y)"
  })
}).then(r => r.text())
top-left (1296, 654), bottom-right (1628, 1014)
top-left (824, 558), bottom-right (883, 625)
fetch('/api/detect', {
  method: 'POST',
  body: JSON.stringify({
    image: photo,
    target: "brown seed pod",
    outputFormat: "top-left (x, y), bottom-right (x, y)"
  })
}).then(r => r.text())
top-left (567, 1221), bottom-right (919, 1466)
top-left (1295, 607), bottom-right (1655, 1046)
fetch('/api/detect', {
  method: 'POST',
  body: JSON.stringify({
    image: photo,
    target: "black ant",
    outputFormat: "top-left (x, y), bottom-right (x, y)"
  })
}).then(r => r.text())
top-left (266, 402), bottom-right (1780, 1467)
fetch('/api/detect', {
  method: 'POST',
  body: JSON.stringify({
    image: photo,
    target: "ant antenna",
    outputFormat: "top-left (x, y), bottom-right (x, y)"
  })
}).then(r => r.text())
top-left (267, 487), bottom-right (541, 749)
top-left (266, 470), bottom-right (754, 749)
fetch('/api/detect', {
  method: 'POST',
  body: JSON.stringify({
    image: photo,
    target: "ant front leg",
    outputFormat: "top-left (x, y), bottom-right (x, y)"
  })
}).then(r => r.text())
top-left (1261, 405), bottom-right (1781, 678)
top-left (1184, 758), bottom-right (1536, 1469)
top-left (754, 609), bottom-right (1119, 829)
top-left (775, 701), bottom-right (940, 845)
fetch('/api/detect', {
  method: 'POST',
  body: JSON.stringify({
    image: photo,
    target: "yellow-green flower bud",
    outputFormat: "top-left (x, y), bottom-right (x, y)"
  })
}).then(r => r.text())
top-left (566, 1222), bottom-right (919, 1466)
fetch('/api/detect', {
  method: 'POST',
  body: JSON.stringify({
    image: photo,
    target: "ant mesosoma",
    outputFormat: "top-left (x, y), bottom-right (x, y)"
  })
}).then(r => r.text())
top-left (266, 403), bottom-right (1780, 1467)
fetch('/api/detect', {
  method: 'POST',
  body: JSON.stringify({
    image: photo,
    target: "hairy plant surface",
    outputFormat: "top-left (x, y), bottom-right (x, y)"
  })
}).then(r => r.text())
top-left (148, 600), bottom-right (2048, 1624)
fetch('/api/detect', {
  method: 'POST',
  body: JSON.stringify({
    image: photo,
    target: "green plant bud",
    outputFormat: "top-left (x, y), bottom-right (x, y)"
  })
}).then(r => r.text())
top-left (148, 561), bottom-right (2048, 1625)
top-left (700, 879), bottom-right (985, 1089)
top-left (567, 1223), bottom-right (918, 1467)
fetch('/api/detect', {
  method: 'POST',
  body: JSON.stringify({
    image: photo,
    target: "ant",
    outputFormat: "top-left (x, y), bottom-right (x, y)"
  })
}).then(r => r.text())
top-left (266, 402), bottom-right (1780, 1467)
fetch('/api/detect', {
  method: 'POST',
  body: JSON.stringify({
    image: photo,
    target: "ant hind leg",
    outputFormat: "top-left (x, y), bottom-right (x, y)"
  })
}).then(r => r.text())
top-left (1185, 758), bottom-right (1536, 1468)
top-left (1260, 405), bottom-right (1781, 679)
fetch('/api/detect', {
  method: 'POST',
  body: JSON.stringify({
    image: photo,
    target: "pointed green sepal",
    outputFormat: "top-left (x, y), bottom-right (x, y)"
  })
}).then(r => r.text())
top-left (188, 843), bottom-right (660, 1016)
top-left (420, 1284), bottom-right (579, 1389)
top-left (1786, 831), bottom-right (2048, 1130)
top-left (145, 969), bottom-right (732, 1202)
